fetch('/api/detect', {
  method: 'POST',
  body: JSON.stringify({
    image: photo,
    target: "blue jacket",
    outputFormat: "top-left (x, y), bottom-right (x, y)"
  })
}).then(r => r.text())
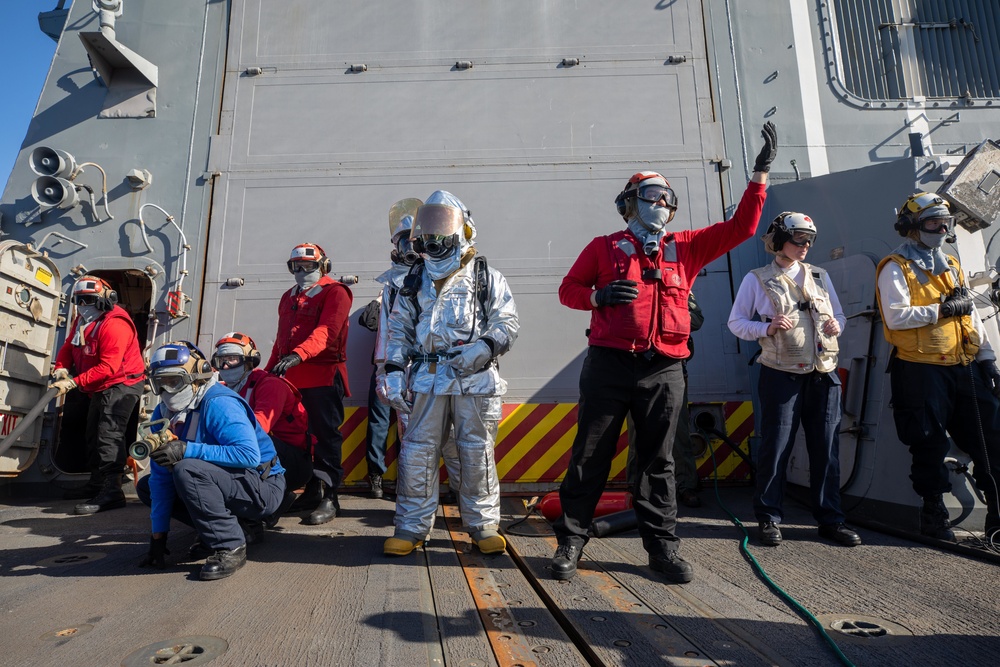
top-left (147, 383), bottom-right (285, 533)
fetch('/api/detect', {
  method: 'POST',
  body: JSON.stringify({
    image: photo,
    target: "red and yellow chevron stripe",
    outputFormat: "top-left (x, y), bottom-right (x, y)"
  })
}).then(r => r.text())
top-left (339, 401), bottom-right (753, 488)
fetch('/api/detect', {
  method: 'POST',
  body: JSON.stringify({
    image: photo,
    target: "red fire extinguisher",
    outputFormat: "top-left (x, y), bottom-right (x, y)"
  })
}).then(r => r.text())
top-left (537, 490), bottom-right (633, 522)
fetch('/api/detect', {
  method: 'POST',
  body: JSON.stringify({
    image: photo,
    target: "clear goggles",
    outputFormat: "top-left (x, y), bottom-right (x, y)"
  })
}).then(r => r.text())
top-left (72, 293), bottom-right (100, 306)
top-left (211, 353), bottom-right (247, 370)
top-left (788, 231), bottom-right (816, 247)
top-left (287, 260), bottom-right (322, 274)
top-left (636, 183), bottom-right (678, 208)
top-left (150, 371), bottom-right (194, 395)
top-left (920, 216), bottom-right (955, 233)
top-left (419, 234), bottom-right (459, 258)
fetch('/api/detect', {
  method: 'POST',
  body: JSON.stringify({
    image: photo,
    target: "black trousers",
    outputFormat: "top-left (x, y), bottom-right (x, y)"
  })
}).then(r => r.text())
top-left (554, 346), bottom-right (686, 557)
top-left (365, 367), bottom-right (392, 477)
top-left (890, 359), bottom-right (1000, 530)
top-left (300, 373), bottom-right (346, 494)
top-left (271, 434), bottom-right (313, 493)
top-left (137, 459), bottom-right (285, 551)
top-left (86, 382), bottom-right (143, 481)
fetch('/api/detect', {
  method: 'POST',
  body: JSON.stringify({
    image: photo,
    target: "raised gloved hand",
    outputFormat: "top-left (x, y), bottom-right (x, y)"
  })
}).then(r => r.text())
top-left (384, 371), bottom-right (411, 415)
top-left (445, 340), bottom-right (493, 376)
top-left (138, 535), bottom-right (170, 569)
top-left (594, 280), bottom-right (639, 307)
top-left (753, 121), bottom-right (778, 173)
top-left (939, 289), bottom-right (974, 319)
top-left (48, 377), bottom-right (77, 397)
top-left (51, 368), bottom-right (71, 382)
top-left (979, 360), bottom-right (1000, 398)
top-left (150, 437), bottom-right (186, 468)
top-left (271, 353), bottom-right (302, 377)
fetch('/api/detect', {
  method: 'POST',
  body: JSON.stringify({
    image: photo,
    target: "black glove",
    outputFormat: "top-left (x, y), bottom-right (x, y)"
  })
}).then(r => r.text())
top-left (980, 360), bottom-right (1000, 399)
top-left (272, 353), bottom-right (302, 376)
top-left (939, 289), bottom-right (974, 319)
top-left (150, 439), bottom-right (186, 467)
top-left (138, 535), bottom-right (170, 569)
top-left (753, 121), bottom-right (778, 173)
top-left (594, 280), bottom-right (639, 307)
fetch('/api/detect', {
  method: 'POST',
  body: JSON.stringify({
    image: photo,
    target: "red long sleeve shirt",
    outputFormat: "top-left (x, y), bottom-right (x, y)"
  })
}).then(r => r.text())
top-left (54, 306), bottom-right (146, 394)
top-left (265, 275), bottom-right (353, 392)
top-left (236, 369), bottom-right (311, 451)
top-left (559, 181), bottom-right (766, 358)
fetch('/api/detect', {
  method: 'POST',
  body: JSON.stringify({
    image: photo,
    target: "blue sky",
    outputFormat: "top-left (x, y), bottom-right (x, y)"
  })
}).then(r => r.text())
top-left (0, 3), bottom-right (58, 186)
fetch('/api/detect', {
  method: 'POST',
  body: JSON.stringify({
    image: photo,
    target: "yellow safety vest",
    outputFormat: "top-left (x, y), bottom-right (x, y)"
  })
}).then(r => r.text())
top-left (875, 253), bottom-right (979, 366)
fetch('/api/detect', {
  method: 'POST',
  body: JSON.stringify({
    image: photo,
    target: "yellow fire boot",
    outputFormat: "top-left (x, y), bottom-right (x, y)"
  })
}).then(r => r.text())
top-left (472, 529), bottom-right (507, 555)
top-left (383, 534), bottom-right (424, 556)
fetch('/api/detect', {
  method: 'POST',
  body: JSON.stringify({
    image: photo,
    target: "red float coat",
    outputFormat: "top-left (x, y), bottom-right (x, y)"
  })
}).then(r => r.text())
top-left (236, 369), bottom-right (312, 451)
top-left (559, 181), bottom-right (766, 358)
top-left (265, 275), bottom-right (353, 393)
top-left (54, 306), bottom-right (146, 394)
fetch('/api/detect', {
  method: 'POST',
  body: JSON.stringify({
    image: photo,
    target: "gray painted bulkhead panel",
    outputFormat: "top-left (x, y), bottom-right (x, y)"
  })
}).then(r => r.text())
top-left (200, 0), bottom-right (745, 404)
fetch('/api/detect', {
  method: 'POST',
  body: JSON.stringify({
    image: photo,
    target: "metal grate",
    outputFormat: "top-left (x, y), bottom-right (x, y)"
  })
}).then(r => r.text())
top-left (829, 0), bottom-right (1000, 101)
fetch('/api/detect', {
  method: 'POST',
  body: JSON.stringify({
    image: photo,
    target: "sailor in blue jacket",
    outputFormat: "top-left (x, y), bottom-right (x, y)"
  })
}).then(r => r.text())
top-left (136, 341), bottom-right (285, 580)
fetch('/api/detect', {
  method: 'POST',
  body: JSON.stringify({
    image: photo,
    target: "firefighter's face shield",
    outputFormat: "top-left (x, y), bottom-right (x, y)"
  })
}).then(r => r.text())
top-left (413, 204), bottom-right (466, 259)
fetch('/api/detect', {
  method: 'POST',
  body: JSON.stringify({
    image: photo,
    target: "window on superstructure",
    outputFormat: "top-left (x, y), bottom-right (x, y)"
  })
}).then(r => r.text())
top-left (828, 0), bottom-right (1000, 102)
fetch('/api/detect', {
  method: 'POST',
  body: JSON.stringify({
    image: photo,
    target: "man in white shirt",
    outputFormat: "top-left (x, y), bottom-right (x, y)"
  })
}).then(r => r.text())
top-left (729, 212), bottom-right (861, 548)
top-left (875, 192), bottom-right (1000, 543)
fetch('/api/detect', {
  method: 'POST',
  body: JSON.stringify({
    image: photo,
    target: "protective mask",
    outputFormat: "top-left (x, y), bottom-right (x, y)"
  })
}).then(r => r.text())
top-left (424, 250), bottom-right (462, 280)
top-left (219, 367), bottom-right (250, 391)
top-left (162, 384), bottom-right (197, 413)
top-left (76, 304), bottom-right (103, 323)
top-left (72, 304), bottom-right (104, 345)
top-left (294, 269), bottom-right (322, 290)
top-left (919, 231), bottom-right (947, 249)
top-left (635, 200), bottom-right (672, 232)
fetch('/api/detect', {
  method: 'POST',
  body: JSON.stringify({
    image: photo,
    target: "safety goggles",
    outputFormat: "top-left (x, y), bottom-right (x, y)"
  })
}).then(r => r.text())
top-left (72, 294), bottom-right (100, 306)
top-left (788, 231), bottom-right (816, 247)
top-left (211, 353), bottom-right (247, 370)
top-left (636, 183), bottom-right (678, 208)
top-left (418, 234), bottom-right (459, 259)
top-left (150, 371), bottom-right (194, 395)
top-left (287, 260), bottom-right (322, 274)
top-left (920, 216), bottom-right (955, 233)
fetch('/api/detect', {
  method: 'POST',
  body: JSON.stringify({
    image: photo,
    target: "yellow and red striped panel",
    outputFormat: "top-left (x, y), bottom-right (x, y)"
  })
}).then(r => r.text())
top-left (339, 401), bottom-right (753, 487)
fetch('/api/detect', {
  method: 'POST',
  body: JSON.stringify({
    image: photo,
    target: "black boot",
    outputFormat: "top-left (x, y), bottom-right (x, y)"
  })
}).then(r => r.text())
top-left (73, 477), bottom-right (126, 515)
top-left (63, 480), bottom-right (101, 500)
top-left (920, 494), bottom-right (956, 541)
top-left (291, 477), bottom-right (324, 512)
top-left (199, 544), bottom-right (247, 580)
top-left (369, 473), bottom-right (383, 500)
top-left (305, 494), bottom-right (340, 525)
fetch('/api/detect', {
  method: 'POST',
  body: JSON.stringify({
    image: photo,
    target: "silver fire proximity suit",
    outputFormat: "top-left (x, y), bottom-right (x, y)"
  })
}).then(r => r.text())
top-left (384, 197), bottom-right (519, 542)
top-left (373, 235), bottom-right (463, 500)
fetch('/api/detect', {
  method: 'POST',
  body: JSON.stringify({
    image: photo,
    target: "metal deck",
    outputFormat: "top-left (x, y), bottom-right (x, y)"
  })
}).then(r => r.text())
top-left (0, 487), bottom-right (996, 667)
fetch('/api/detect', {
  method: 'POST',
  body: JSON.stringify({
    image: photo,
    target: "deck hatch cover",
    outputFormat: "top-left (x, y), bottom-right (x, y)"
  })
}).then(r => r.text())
top-left (121, 635), bottom-right (228, 666)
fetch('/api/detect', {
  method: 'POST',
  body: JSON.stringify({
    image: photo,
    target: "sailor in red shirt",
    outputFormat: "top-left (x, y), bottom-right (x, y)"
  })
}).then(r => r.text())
top-left (550, 123), bottom-right (776, 584)
top-left (49, 276), bottom-right (145, 515)
top-left (213, 332), bottom-right (314, 519)
top-left (265, 243), bottom-right (353, 525)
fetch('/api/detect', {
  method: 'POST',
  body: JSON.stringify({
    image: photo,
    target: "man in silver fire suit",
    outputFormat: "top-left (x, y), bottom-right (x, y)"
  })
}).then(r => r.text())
top-left (382, 190), bottom-right (519, 557)
top-left (370, 210), bottom-right (464, 503)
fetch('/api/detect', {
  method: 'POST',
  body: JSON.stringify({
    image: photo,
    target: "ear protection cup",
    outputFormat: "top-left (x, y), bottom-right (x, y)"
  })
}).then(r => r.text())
top-left (464, 223), bottom-right (474, 240)
top-left (102, 289), bottom-right (119, 312)
top-left (614, 190), bottom-right (631, 217)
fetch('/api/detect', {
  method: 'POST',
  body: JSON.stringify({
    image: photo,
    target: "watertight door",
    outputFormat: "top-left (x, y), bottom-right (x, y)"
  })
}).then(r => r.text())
top-left (786, 253), bottom-right (878, 490)
top-left (0, 242), bottom-right (61, 475)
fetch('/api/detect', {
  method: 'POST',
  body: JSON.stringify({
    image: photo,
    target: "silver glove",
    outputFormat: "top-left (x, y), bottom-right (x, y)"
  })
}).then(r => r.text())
top-left (445, 340), bottom-right (492, 376)
top-left (384, 371), bottom-right (411, 414)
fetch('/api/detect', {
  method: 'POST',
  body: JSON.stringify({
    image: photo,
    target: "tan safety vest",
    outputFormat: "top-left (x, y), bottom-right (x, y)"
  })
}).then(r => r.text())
top-left (751, 261), bottom-right (839, 374)
top-left (875, 254), bottom-right (979, 366)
